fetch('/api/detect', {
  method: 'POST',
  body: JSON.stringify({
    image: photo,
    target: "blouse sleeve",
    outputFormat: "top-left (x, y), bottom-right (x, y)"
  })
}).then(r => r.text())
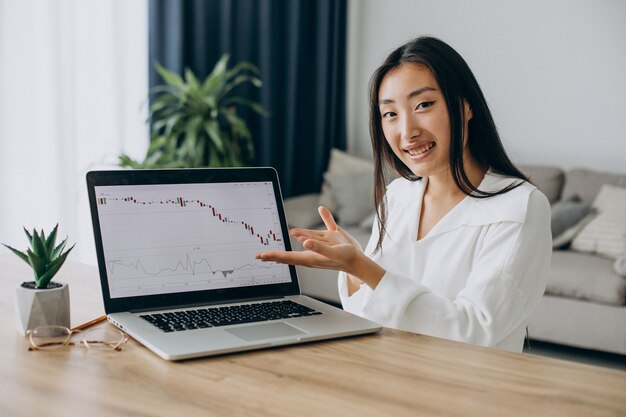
top-left (338, 271), bottom-right (372, 312)
top-left (338, 208), bottom-right (382, 313)
top-left (359, 189), bottom-right (552, 347)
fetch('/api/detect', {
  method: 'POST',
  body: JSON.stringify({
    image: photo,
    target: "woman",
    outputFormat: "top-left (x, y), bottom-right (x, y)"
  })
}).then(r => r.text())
top-left (257, 37), bottom-right (551, 352)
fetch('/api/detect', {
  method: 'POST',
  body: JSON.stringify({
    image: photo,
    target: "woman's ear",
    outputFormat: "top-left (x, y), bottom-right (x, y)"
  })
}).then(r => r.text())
top-left (463, 100), bottom-right (473, 122)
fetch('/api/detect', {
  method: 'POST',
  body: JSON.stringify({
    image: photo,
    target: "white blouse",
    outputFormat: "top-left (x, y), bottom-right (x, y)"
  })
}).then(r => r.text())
top-left (338, 172), bottom-right (552, 352)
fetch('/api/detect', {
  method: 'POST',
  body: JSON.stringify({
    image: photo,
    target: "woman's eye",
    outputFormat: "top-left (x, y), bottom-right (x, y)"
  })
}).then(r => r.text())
top-left (381, 111), bottom-right (397, 118)
top-left (416, 101), bottom-right (435, 110)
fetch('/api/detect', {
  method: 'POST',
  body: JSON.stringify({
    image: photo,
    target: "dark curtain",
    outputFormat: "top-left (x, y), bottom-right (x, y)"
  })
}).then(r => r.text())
top-left (149, 0), bottom-right (348, 198)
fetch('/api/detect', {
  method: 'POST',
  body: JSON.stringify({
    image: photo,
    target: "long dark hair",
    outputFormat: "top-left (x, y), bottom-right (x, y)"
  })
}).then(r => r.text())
top-left (370, 36), bottom-right (528, 252)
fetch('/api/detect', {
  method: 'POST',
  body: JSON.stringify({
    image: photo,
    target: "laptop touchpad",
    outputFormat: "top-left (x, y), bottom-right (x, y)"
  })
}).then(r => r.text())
top-left (226, 322), bottom-right (306, 342)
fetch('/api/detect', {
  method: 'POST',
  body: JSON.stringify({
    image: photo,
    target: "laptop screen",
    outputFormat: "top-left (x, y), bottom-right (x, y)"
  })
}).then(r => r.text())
top-left (94, 181), bottom-right (292, 299)
top-left (87, 168), bottom-right (300, 313)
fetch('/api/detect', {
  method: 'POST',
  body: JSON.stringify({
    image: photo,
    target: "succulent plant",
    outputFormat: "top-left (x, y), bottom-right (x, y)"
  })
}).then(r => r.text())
top-left (3, 224), bottom-right (75, 289)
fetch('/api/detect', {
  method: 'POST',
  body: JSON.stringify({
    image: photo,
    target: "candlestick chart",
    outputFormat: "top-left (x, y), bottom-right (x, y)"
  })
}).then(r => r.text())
top-left (94, 181), bottom-right (291, 299)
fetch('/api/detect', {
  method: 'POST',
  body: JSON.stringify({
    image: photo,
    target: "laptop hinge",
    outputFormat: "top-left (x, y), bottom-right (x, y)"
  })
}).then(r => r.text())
top-left (128, 295), bottom-right (285, 314)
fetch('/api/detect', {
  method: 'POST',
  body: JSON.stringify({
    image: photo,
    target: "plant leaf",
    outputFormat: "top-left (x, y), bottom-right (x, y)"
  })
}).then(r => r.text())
top-left (184, 67), bottom-right (201, 91)
top-left (222, 97), bottom-right (268, 116)
top-left (118, 154), bottom-right (143, 169)
top-left (37, 244), bottom-right (74, 289)
top-left (203, 121), bottom-right (224, 152)
top-left (151, 119), bottom-right (168, 133)
top-left (225, 61), bottom-right (260, 80)
top-left (202, 96), bottom-right (217, 111)
top-left (208, 148), bottom-right (220, 167)
top-left (150, 95), bottom-right (177, 114)
top-left (219, 75), bottom-right (262, 99)
top-left (26, 248), bottom-right (45, 281)
top-left (163, 113), bottom-right (184, 138)
top-left (202, 54), bottom-right (229, 96)
top-left (35, 267), bottom-right (60, 289)
top-left (155, 62), bottom-right (186, 91)
top-left (23, 227), bottom-right (33, 243)
top-left (180, 118), bottom-right (201, 165)
top-left (50, 237), bottom-right (68, 260)
top-left (145, 149), bottom-right (165, 167)
top-left (148, 85), bottom-right (179, 96)
top-left (45, 224), bottom-right (59, 254)
top-left (32, 229), bottom-right (49, 262)
top-left (194, 138), bottom-right (206, 167)
top-left (3, 244), bottom-right (29, 265)
top-left (222, 110), bottom-right (252, 140)
top-left (147, 135), bottom-right (169, 153)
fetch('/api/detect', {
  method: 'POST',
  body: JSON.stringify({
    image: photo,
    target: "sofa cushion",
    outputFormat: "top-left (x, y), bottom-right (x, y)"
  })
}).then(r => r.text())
top-left (319, 149), bottom-right (374, 214)
top-left (519, 165), bottom-right (564, 204)
top-left (283, 193), bottom-right (323, 229)
top-left (546, 250), bottom-right (626, 305)
top-left (359, 211), bottom-right (376, 230)
top-left (614, 253), bottom-right (626, 276)
top-left (571, 184), bottom-right (626, 259)
top-left (324, 171), bottom-right (375, 226)
top-left (561, 168), bottom-right (626, 205)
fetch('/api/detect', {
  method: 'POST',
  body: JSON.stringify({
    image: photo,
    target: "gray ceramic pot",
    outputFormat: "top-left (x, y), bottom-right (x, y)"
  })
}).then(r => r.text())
top-left (15, 281), bottom-right (70, 335)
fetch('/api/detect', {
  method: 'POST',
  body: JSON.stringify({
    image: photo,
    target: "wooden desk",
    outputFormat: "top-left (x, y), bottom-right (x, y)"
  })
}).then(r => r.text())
top-left (0, 254), bottom-right (624, 417)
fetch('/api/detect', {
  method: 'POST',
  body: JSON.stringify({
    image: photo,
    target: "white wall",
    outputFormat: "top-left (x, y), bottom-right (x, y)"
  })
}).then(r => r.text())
top-left (347, 0), bottom-right (626, 172)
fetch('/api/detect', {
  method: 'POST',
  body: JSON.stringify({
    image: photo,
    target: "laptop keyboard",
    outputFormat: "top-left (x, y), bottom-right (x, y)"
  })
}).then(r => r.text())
top-left (139, 300), bottom-right (323, 333)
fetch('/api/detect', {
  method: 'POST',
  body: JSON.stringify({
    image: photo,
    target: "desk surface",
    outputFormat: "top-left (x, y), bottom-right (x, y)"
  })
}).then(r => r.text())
top-left (0, 254), bottom-right (624, 417)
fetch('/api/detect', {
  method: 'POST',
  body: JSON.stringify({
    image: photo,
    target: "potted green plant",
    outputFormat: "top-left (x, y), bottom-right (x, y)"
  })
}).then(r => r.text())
top-left (119, 54), bottom-right (266, 169)
top-left (3, 225), bottom-right (75, 335)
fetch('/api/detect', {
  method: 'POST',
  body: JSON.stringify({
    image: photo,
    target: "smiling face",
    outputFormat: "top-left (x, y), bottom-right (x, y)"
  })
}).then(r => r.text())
top-left (378, 63), bottom-right (469, 179)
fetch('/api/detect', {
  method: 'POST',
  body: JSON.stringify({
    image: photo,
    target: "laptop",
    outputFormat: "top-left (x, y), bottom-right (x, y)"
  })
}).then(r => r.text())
top-left (86, 168), bottom-right (381, 360)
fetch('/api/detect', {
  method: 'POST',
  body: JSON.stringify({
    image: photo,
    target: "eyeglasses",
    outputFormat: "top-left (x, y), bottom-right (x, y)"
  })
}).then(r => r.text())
top-left (27, 325), bottom-right (129, 351)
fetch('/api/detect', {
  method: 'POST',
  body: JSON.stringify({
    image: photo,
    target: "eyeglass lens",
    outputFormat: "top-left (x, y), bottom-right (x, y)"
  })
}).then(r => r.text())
top-left (82, 327), bottom-right (126, 350)
top-left (29, 326), bottom-right (126, 351)
top-left (29, 326), bottom-right (71, 349)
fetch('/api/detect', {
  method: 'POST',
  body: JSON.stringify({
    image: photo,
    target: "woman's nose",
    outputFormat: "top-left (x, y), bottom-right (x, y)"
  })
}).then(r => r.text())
top-left (400, 115), bottom-right (421, 141)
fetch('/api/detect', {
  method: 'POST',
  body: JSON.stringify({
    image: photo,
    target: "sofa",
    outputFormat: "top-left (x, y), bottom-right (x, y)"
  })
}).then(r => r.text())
top-left (284, 149), bottom-right (626, 355)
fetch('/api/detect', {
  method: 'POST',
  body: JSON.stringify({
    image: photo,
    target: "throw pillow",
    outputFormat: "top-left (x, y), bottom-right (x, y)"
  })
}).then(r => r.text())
top-left (571, 184), bottom-right (626, 259)
top-left (324, 172), bottom-right (374, 226)
top-left (283, 193), bottom-right (324, 229)
top-left (319, 149), bottom-right (374, 214)
top-left (552, 211), bottom-right (597, 249)
top-left (551, 197), bottom-right (592, 238)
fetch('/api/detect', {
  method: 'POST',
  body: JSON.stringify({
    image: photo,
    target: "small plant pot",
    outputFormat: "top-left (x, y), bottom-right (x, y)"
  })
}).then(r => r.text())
top-left (15, 281), bottom-right (70, 335)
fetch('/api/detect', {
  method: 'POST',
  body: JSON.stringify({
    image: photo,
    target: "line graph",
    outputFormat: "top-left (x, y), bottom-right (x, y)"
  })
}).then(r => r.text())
top-left (94, 181), bottom-right (292, 298)
top-left (106, 253), bottom-right (274, 278)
